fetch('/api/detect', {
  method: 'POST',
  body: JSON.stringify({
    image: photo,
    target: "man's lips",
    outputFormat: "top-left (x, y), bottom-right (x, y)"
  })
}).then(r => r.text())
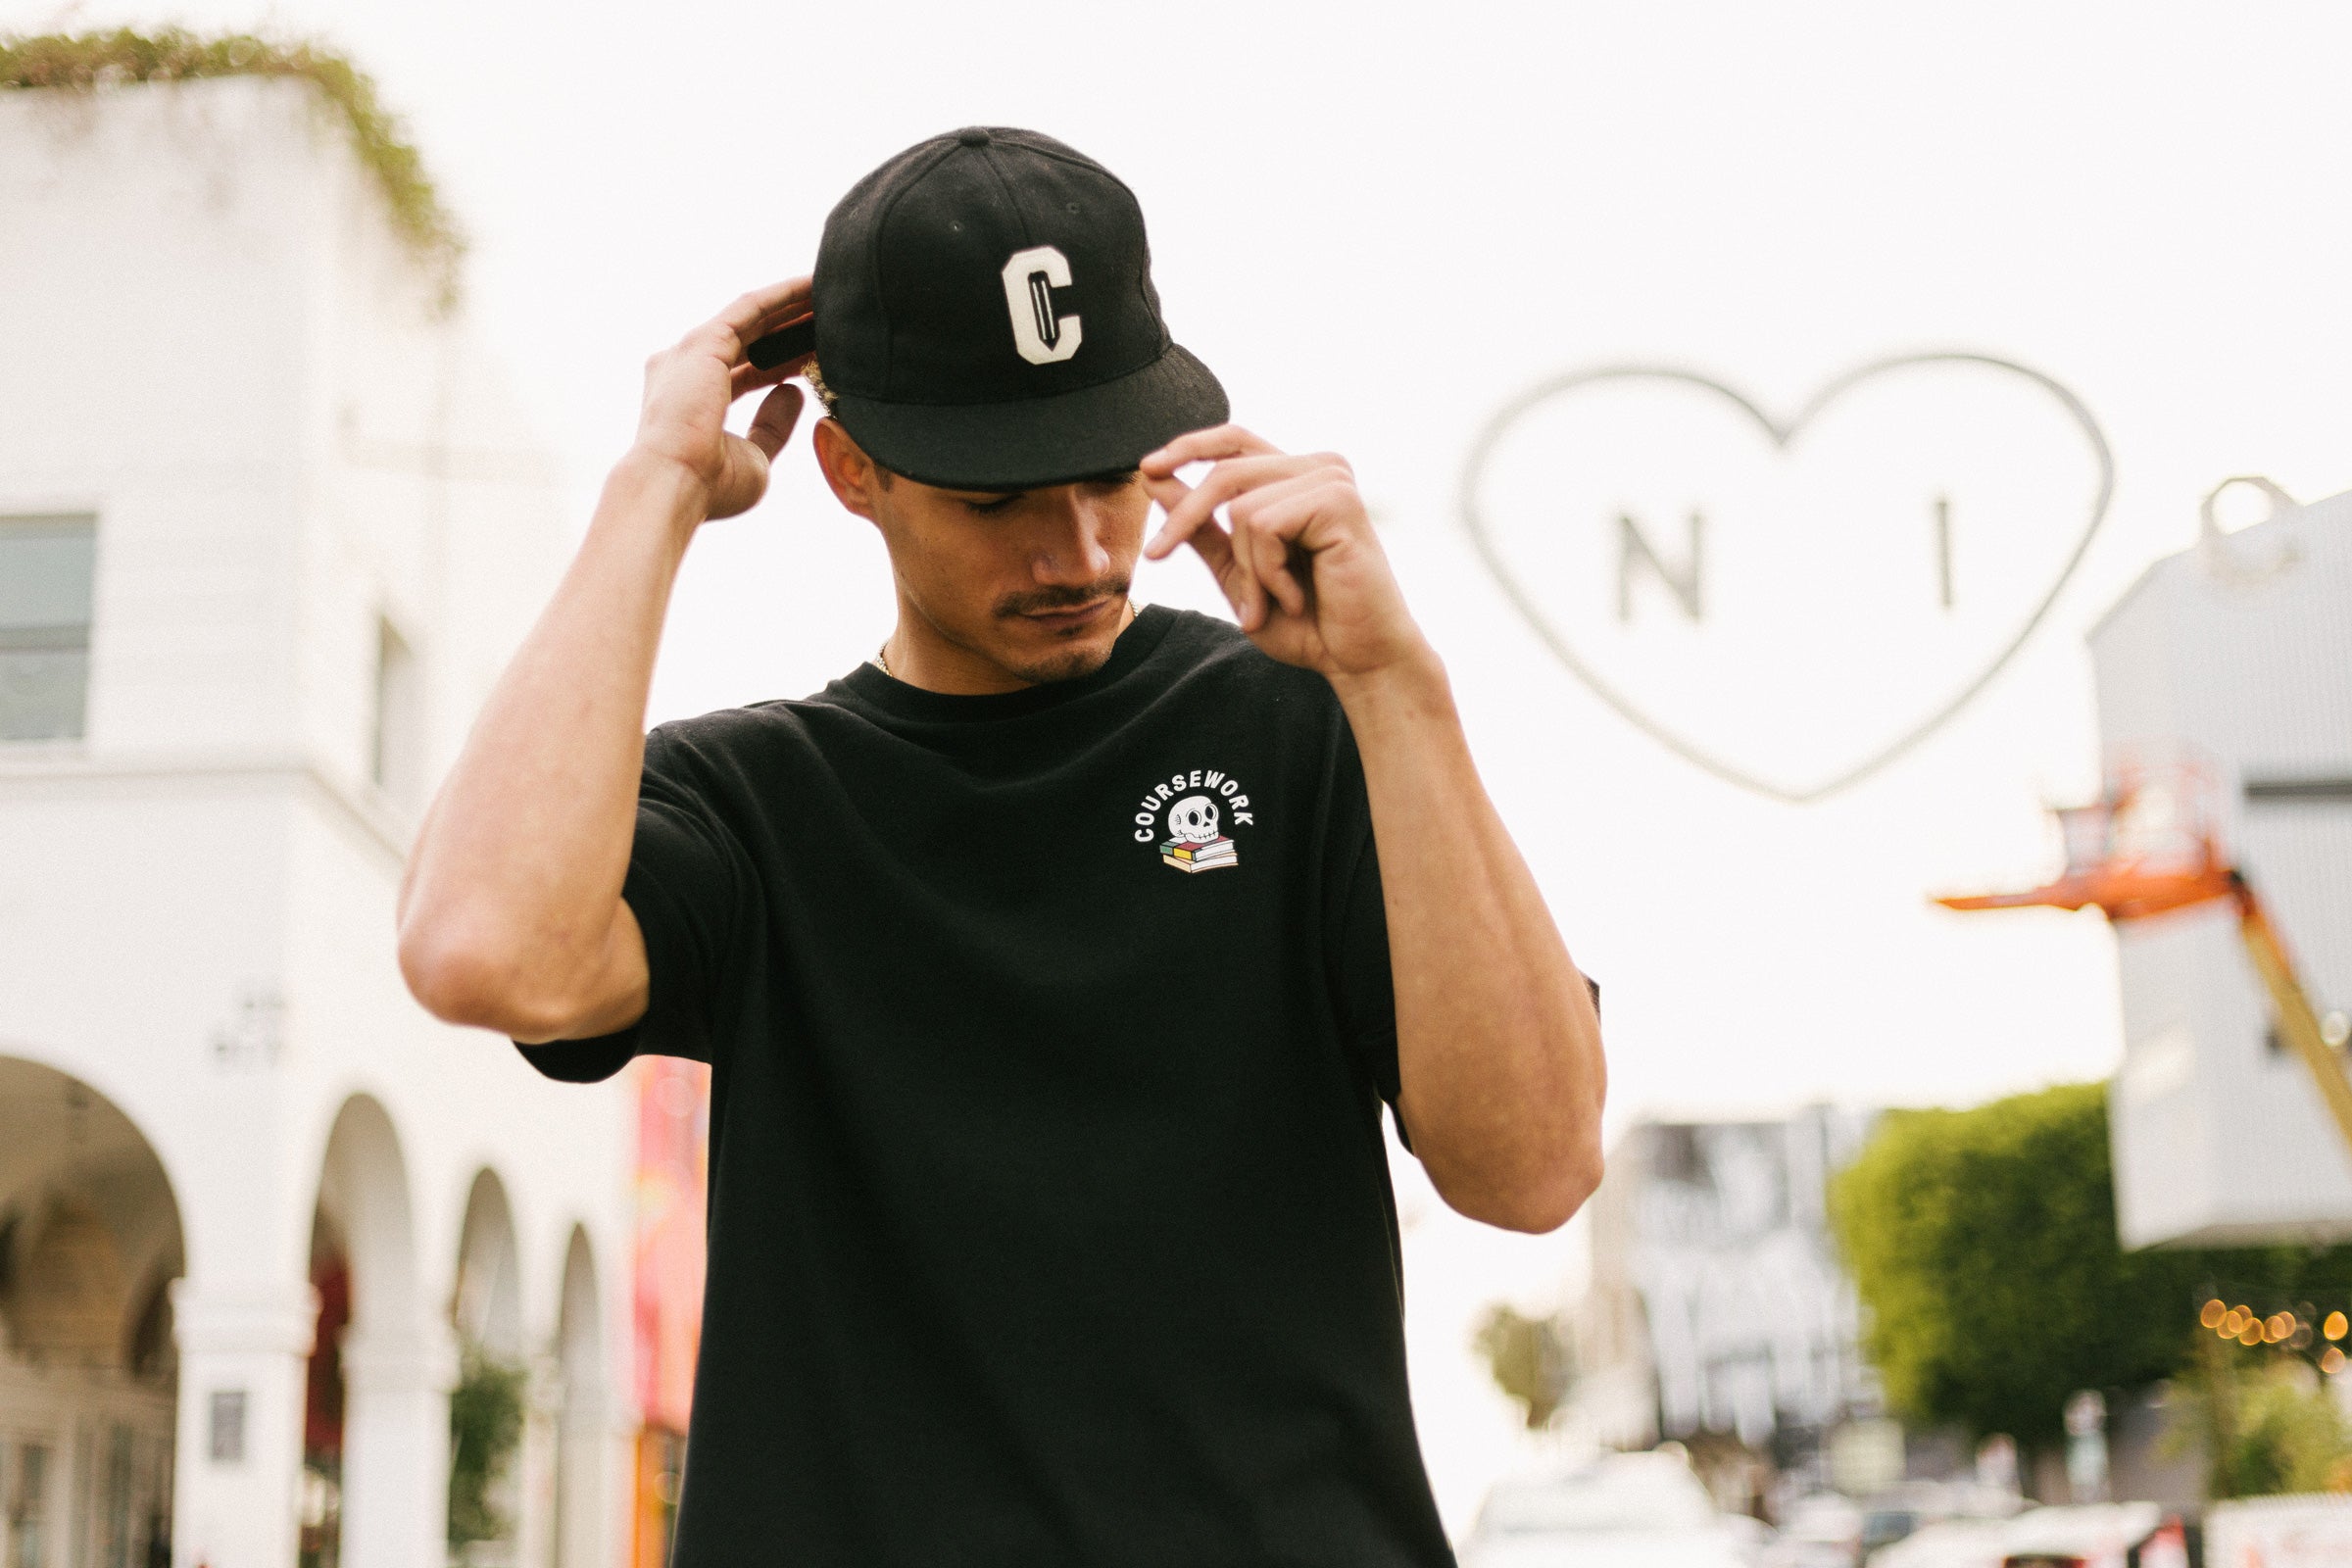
top-left (1013, 597), bottom-right (1114, 632)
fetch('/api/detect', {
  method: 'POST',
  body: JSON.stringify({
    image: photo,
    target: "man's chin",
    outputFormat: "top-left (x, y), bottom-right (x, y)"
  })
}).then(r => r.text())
top-left (1004, 637), bottom-right (1117, 686)
top-left (997, 615), bottom-right (1126, 685)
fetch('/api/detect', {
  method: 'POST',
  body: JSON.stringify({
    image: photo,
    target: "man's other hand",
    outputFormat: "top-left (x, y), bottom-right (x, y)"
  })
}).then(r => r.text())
top-left (631, 277), bottom-right (816, 526)
top-left (1140, 427), bottom-right (1432, 685)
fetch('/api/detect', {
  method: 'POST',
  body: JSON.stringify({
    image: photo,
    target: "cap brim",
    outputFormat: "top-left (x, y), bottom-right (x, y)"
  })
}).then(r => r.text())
top-left (826, 344), bottom-right (1229, 491)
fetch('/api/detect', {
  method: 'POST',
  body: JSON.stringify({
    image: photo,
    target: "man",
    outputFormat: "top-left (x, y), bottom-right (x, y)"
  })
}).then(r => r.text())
top-left (399, 126), bottom-right (1603, 1566)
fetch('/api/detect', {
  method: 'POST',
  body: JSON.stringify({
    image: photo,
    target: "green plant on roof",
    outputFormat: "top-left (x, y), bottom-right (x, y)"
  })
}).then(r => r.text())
top-left (0, 27), bottom-right (465, 307)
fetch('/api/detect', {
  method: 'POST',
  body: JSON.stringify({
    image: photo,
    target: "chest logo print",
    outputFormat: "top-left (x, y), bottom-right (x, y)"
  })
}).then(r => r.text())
top-left (1132, 768), bottom-right (1251, 873)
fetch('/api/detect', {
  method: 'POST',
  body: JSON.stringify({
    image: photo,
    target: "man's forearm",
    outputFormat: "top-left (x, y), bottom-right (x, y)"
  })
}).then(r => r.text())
top-left (397, 454), bottom-right (703, 1034)
top-left (1331, 652), bottom-right (1606, 1233)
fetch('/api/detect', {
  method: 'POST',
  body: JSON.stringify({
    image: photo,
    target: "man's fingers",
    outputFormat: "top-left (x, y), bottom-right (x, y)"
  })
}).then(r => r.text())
top-left (716, 276), bottom-right (813, 343)
top-left (1148, 453), bottom-right (1354, 557)
top-left (1218, 528), bottom-right (1268, 630)
top-left (1143, 454), bottom-right (1331, 558)
top-left (1229, 472), bottom-right (1339, 618)
top-left (1235, 488), bottom-right (1346, 619)
top-left (1226, 467), bottom-right (1343, 535)
top-left (1151, 503), bottom-right (1268, 631)
top-left (1254, 524), bottom-right (1307, 619)
top-left (730, 357), bottom-right (794, 400)
top-left (1142, 449), bottom-right (1358, 630)
top-left (676, 281), bottom-right (815, 369)
top-left (745, 383), bottom-right (805, 460)
top-left (1180, 512), bottom-right (1235, 577)
top-left (1231, 512), bottom-right (1305, 620)
top-left (1139, 471), bottom-right (1203, 558)
top-left (1140, 423), bottom-right (1282, 474)
top-left (1140, 470), bottom-right (1254, 620)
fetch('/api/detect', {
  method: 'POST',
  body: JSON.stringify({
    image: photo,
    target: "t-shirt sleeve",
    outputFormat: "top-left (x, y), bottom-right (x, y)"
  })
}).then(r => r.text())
top-left (1324, 721), bottom-right (1404, 1126)
top-left (514, 727), bottom-right (752, 1083)
top-left (1330, 825), bottom-right (1401, 1106)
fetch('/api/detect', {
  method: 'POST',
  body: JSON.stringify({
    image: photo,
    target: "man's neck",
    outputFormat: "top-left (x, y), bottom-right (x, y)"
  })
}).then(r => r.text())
top-left (881, 599), bottom-right (1136, 695)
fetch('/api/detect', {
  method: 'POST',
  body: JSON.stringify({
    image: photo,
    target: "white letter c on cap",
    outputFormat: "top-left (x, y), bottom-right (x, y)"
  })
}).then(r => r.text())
top-left (1002, 245), bottom-right (1083, 366)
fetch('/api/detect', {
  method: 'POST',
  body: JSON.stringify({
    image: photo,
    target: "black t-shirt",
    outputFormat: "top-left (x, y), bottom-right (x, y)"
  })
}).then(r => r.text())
top-left (518, 606), bottom-right (1454, 1567)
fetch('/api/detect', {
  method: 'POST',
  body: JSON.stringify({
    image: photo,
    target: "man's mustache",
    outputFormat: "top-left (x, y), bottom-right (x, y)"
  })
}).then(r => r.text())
top-left (995, 578), bottom-right (1130, 618)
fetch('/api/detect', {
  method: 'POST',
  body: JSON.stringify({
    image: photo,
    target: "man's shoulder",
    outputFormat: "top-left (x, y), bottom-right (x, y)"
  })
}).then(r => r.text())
top-left (1152, 608), bottom-right (1337, 710)
top-left (640, 690), bottom-right (851, 781)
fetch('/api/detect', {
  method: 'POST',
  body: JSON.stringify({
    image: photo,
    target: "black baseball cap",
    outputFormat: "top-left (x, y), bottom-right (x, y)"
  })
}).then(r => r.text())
top-left (807, 126), bottom-right (1228, 491)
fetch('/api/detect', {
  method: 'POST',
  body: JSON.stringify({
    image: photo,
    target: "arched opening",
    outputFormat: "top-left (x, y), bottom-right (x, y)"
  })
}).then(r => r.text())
top-left (551, 1227), bottom-right (602, 1568)
top-left (311, 1095), bottom-right (432, 1568)
top-left (452, 1172), bottom-right (520, 1362)
top-left (0, 1054), bottom-right (183, 1568)
top-left (449, 1171), bottom-right (523, 1568)
top-left (300, 1210), bottom-right (351, 1568)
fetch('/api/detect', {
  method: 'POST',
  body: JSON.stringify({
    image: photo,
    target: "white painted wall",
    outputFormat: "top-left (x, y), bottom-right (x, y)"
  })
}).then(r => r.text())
top-left (0, 75), bottom-right (635, 1568)
top-left (2093, 487), bottom-right (2352, 1248)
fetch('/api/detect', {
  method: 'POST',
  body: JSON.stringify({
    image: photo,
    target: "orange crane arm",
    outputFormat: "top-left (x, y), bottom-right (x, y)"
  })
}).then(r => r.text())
top-left (1937, 856), bottom-right (2352, 1162)
top-left (2233, 878), bottom-right (2352, 1160)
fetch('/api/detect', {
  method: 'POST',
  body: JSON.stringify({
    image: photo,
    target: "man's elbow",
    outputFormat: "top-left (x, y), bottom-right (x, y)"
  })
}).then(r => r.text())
top-left (1433, 1137), bottom-right (1605, 1235)
top-left (400, 913), bottom-right (495, 1024)
top-left (1489, 1142), bottom-right (1605, 1235)
top-left (397, 913), bottom-right (564, 1039)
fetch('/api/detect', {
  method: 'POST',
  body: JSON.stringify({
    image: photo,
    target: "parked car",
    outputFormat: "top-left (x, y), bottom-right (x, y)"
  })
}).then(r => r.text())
top-left (1869, 1518), bottom-right (2013, 1568)
top-left (1764, 1493), bottom-right (1865, 1568)
top-left (1997, 1504), bottom-right (2187, 1568)
top-left (1460, 1449), bottom-right (1770, 1568)
top-left (1857, 1481), bottom-right (2027, 1565)
top-left (1867, 1504), bottom-right (2186, 1568)
top-left (1768, 1479), bottom-right (2026, 1568)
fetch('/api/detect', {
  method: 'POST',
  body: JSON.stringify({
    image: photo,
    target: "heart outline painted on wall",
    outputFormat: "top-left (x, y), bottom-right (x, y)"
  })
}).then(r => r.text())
top-left (1458, 353), bottom-right (2114, 805)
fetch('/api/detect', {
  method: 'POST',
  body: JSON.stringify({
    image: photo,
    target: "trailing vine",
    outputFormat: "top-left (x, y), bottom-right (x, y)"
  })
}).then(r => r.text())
top-left (0, 27), bottom-right (465, 306)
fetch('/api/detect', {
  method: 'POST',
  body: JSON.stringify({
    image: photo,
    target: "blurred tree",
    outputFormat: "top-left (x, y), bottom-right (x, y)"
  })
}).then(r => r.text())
top-left (2171, 1356), bottom-right (2352, 1497)
top-left (447, 1341), bottom-right (525, 1552)
top-left (1831, 1082), bottom-right (2352, 1457)
top-left (1474, 1303), bottom-right (1573, 1430)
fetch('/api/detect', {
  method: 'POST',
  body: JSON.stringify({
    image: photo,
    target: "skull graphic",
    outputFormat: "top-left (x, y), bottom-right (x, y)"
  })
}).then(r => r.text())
top-left (1166, 794), bottom-right (1220, 845)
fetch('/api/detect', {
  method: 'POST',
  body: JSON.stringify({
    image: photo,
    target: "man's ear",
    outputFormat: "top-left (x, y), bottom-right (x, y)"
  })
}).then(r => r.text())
top-left (811, 418), bottom-right (883, 524)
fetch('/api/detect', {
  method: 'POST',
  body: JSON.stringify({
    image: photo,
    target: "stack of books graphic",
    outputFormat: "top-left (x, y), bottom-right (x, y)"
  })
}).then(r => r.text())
top-left (1160, 835), bottom-right (1239, 873)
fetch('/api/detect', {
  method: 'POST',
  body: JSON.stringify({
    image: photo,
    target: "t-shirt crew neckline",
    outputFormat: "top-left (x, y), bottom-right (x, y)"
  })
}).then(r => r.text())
top-left (834, 601), bottom-right (1179, 723)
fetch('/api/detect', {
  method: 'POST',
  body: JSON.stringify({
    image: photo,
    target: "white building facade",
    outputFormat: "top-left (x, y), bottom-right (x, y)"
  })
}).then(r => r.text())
top-left (0, 75), bottom-right (638, 1568)
top-left (1571, 1107), bottom-right (1879, 1462)
top-left (2093, 485), bottom-right (2352, 1248)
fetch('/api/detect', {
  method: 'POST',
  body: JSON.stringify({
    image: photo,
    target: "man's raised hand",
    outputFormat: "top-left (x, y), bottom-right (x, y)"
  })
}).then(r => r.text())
top-left (1140, 426), bottom-right (1433, 684)
top-left (630, 278), bottom-right (815, 526)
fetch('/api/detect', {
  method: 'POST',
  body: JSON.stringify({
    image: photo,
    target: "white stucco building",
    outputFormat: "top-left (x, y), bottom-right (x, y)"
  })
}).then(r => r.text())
top-left (2093, 483), bottom-right (2352, 1248)
top-left (1569, 1108), bottom-right (1879, 1466)
top-left (1, 74), bottom-right (640, 1568)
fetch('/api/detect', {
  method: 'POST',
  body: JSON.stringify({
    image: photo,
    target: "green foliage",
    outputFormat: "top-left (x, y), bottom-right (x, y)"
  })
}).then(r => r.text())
top-left (2174, 1351), bottom-right (2352, 1498)
top-left (1474, 1302), bottom-right (1574, 1430)
top-left (447, 1343), bottom-right (525, 1549)
top-left (0, 27), bottom-right (464, 306)
top-left (2230, 1366), bottom-right (2352, 1495)
top-left (1831, 1082), bottom-right (2352, 1451)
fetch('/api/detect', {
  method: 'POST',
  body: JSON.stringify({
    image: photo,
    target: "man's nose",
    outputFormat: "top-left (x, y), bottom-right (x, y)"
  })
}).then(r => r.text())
top-left (1030, 488), bottom-right (1114, 584)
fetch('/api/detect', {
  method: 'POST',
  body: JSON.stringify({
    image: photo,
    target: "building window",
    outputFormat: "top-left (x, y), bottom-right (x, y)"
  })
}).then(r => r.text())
top-left (371, 617), bottom-right (424, 809)
top-left (0, 514), bottom-right (97, 742)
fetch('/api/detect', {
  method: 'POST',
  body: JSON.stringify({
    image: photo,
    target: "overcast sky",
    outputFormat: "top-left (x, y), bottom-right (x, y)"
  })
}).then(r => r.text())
top-left (16, 0), bottom-right (2352, 1528)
